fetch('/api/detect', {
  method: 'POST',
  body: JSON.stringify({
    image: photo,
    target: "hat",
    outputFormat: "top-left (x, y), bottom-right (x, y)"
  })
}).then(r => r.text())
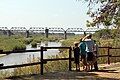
top-left (79, 38), bottom-right (83, 42)
top-left (74, 41), bottom-right (79, 45)
top-left (86, 34), bottom-right (92, 38)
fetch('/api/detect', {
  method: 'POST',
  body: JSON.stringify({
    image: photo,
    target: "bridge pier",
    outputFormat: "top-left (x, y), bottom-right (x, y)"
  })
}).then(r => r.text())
top-left (26, 30), bottom-right (29, 38)
top-left (64, 31), bottom-right (67, 39)
top-left (45, 28), bottom-right (49, 38)
top-left (7, 30), bottom-right (12, 37)
top-left (84, 31), bottom-right (86, 36)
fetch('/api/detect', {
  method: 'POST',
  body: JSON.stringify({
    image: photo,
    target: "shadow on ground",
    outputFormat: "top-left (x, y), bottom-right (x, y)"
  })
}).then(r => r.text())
top-left (6, 69), bottom-right (120, 80)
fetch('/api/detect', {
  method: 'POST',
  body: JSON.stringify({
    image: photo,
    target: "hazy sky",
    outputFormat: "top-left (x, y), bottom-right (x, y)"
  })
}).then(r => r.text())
top-left (0, 0), bottom-right (91, 30)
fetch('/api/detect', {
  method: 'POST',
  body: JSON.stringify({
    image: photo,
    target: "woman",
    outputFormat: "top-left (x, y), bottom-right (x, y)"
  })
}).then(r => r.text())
top-left (79, 38), bottom-right (88, 71)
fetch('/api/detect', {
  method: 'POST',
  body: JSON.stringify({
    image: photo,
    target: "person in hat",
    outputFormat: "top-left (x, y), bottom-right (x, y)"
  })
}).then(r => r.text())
top-left (79, 38), bottom-right (88, 71)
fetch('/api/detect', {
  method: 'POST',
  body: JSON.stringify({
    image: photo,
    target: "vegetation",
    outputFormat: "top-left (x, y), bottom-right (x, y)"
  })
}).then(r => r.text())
top-left (84, 0), bottom-right (120, 29)
top-left (31, 41), bottom-right (37, 48)
top-left (0, 30), bottom-right (120, 78)
top-left (93, 29), bottom-right (120, 38)
top-left (0, 35), bottom-right (64, 51)
top-left (0, 35), bottom-right (26, 51)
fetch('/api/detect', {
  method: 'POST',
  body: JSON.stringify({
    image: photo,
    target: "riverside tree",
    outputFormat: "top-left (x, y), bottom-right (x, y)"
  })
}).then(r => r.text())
top-left (80, 0), bottom-right (120, 29)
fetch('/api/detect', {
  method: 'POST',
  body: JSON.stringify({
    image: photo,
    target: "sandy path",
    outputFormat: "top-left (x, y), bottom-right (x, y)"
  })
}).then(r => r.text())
top-left (5, 62), bottom-right (120, 80)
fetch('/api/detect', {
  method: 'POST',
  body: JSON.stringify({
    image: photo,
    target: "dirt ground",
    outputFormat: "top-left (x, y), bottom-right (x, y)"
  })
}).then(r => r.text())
top-left (5, 62), bottom-right (120, 80)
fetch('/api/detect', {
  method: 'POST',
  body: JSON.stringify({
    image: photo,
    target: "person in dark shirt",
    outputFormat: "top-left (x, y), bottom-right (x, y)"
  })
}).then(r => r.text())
top-left (73, 42), bottom-right (80, 71)
top-left (93, 40), bottom-right (99, 71)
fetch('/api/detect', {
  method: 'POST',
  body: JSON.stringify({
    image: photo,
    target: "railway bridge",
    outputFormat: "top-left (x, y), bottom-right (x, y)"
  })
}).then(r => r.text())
top-left (0, 27), bottom-right (101, 39)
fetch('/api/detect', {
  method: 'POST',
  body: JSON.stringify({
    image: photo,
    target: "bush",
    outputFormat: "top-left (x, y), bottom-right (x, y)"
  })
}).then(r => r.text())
top-left (31, 41), bottom-right (37, 48)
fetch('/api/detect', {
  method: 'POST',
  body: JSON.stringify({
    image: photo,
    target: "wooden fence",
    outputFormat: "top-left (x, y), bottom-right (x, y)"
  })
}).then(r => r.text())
top-left (0, 46), bottom-right (120, 75)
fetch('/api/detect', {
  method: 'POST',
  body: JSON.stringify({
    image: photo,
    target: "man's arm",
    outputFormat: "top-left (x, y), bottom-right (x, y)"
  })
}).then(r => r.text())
top-left (82, 34), bottom-right (90, 41)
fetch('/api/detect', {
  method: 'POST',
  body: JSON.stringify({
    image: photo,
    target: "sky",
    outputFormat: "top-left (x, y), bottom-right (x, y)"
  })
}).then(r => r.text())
top-left (0, 0), bottom-right (92, 30)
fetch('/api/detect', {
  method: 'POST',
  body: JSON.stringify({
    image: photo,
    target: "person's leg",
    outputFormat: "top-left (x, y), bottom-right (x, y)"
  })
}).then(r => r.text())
top-left (87, 52), bottom-right (93, 71)
top-left (94, 61), bottom-right (98, 70)
top-left (87, 61), bottom-right (91, 71)
top-left (78, 63), bottom-right (80, 71)
top-left (76, 63), bottom-right (80, 71)
top-left (76, 63), bottom-right (77, 71)
top-left (91, 64), bottom-right (93, 70)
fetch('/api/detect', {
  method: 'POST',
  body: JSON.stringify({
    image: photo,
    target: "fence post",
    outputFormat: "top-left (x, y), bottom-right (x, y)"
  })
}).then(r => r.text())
top-left (108, 47), bottom-right (110, 64)
top-left (69, 47), bottom-right (72, 71)
top-left (40, 46), bottom-right (43, 75)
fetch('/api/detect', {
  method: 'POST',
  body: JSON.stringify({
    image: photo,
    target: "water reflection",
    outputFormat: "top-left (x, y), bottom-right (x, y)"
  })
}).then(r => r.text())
top-left (0, 42), bottom-right (61, 66)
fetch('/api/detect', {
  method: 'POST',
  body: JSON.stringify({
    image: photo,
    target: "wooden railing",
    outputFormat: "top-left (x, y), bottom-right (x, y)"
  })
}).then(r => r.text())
top-left (0, 48), bottom-right (47, 75)
top-left (0, 47), bottom-right (72, 75)
top-left (98, 47), bottom-right (120, 64)
top-left (0, 46), bottom-right (120, 75)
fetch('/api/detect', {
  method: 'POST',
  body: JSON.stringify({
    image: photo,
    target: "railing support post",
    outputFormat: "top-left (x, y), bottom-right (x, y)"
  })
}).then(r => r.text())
top-left (108, 47), bottom-right (110, 64)
top-left (40, 46), bottom-right (43, 75)
top-left (69, 47), bottom-right (72, 71)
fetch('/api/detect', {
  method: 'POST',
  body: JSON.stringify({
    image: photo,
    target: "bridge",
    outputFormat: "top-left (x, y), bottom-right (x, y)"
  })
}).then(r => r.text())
top-left (0, 27), bottom-right (101, 39)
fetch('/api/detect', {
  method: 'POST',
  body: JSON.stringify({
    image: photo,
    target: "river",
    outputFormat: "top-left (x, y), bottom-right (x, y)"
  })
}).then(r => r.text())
top-left (0, 42), bottom-right (61, 66)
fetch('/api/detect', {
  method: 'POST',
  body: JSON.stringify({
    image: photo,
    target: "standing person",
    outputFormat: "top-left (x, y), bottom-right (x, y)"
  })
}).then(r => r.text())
top-left (93, 40), bottom-right (99, 71)
top-left (73, 42), bottom-right (80, 71)
top-left (79, 38), bottom-right (88, 71)
top-left (82, 34), bottom-right (95, 71)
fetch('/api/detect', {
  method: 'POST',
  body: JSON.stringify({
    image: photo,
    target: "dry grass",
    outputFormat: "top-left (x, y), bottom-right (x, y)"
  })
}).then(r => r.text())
top-left (5, 62), bottom-right (120, 80)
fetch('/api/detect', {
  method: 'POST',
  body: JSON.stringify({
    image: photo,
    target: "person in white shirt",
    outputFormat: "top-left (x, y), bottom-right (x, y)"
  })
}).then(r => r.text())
top-left (82, 34), bottom-right (95, 71)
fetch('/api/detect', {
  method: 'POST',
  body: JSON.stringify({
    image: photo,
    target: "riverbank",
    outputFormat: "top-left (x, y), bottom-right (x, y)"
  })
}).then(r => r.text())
top-left (0, 54), bottom-right (6, 57)
top-left (0, 42), bottom-right (61, 66)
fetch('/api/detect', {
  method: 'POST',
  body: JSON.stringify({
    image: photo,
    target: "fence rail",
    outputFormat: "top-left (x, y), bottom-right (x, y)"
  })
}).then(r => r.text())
top-left (0, 46), bottom-right (120, 75)
top-left (0, 61), bottom-right (47, 69)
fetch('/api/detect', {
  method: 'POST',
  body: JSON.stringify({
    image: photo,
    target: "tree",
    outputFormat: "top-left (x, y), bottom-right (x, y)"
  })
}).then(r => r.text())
top-left (84, 0), bottom-right (120, 29)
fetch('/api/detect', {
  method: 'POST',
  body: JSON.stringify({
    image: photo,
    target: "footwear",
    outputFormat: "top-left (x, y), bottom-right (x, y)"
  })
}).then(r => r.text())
top-left (92, 69), bottom-right (99, 71)
top-left (76, 69), bottom-right (80, 71)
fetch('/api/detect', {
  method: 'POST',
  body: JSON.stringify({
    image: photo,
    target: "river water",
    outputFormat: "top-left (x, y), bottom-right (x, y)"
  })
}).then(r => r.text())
top-left (0, 42), bottom-right (61, 66)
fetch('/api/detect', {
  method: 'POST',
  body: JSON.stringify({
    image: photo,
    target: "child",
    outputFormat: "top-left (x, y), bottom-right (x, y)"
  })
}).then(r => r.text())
top-left (73, 42), bottom-right (80, 71)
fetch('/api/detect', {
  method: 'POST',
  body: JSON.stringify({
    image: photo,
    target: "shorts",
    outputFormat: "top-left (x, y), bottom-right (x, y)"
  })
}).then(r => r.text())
top-left (74, 56), bottom-right (80, 64)
top-left (87, 52), bottom-right (94, 61)
top-left (81, 53), bottom-right (87, 65)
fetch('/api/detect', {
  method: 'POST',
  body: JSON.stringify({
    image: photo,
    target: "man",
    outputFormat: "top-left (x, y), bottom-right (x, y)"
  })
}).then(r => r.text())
top-left (82, 34), bottom-right (98, 71)
top-left (93, 40), bottom-right (99, 71)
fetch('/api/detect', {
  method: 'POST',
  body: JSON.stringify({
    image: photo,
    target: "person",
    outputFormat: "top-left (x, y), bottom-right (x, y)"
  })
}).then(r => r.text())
top-left (73, 41), bottom-right (80, 71)
top-left (79, 38), bottom-right (88, 71)
top-left (82, 34), bottom-right (95, 71)
top-left (93, 40), bottom-right (99, 71)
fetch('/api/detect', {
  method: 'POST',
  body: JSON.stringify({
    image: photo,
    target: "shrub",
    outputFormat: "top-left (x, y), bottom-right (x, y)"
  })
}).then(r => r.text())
top-left (31, 41), bottom-right (37, 48)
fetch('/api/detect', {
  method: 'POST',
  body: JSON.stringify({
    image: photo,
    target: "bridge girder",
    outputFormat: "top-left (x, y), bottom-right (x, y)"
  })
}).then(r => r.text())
top-left (86, 28), bottom-right (101, 32)
top-left (48, 27), bottom-right (65, 32)
top-left (29, 27), bottom-right (45, 33)
top-left (66, 28), bottom-right (84, 32)
top-left (10, 27), bottom-right (27, 32)
top-left (0, 27), bottom-right (9, 30)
